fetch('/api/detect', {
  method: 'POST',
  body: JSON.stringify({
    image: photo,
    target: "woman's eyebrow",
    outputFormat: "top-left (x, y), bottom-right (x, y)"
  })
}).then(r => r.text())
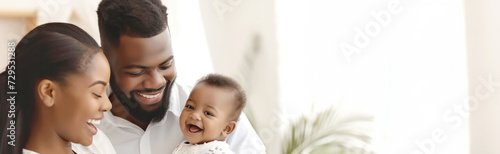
top-left (89, 80), bottom-right (107, 88)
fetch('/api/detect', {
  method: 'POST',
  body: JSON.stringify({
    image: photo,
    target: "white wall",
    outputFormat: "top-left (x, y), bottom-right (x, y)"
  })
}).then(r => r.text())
top-left (1, 0), bottom-right (484, 153)
top-left (277, 0), bottom-right (467, 153)
top-left (465, 0), bottom-right (500, 154)
top-left (198, 0), bottom-right (281, 153)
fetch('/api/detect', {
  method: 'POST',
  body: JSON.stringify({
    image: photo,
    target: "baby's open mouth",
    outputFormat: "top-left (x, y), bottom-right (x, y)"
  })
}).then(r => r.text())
top-left (187, 124), bottom-right (203, 133)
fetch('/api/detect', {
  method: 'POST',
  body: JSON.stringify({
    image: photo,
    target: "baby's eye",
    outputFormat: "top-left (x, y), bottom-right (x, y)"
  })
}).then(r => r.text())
top-left (204, 111), bottom-right (213, 116)
top-left (185, 105), bottom-right (194, 110)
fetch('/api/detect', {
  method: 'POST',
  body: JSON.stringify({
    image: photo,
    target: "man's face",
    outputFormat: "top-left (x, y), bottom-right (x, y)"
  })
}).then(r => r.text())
top-left (108, 29), bottom-right (176, 123)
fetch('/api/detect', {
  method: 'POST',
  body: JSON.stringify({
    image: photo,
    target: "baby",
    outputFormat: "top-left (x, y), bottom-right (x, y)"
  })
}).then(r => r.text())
top-left (172, 74), bottom-right (246, 154)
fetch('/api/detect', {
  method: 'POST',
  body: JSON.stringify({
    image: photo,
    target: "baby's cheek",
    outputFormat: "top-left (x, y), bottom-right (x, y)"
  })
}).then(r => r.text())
top-left (208, 120), bottom-right (221, 135)
top-left (179, 117), bottom-right (186, 127)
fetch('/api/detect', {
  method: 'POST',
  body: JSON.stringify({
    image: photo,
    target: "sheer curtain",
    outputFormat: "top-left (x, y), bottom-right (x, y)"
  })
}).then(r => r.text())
top-left (277, 0), bottom-right (467, 153)
top-left (162, 0), bottom-right (214, 86)
top-left (465, 0), bottom-right (500, 154)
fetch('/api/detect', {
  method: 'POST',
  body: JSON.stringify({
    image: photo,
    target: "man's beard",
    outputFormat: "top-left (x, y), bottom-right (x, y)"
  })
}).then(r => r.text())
top-left (109, 74), bottom-right (176, 123)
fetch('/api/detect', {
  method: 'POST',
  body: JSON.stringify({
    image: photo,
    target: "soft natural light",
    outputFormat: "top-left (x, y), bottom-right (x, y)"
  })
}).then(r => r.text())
top-left (164, 0), bottom-right (214, 86)
top-left (277, 0), bottom-right (467, 153)
top-left (3, 0), bottom-right (495, 153)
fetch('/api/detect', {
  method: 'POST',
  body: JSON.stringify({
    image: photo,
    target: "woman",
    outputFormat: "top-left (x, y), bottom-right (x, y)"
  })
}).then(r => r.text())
top-left (0, 23), bottom-right (115, 154)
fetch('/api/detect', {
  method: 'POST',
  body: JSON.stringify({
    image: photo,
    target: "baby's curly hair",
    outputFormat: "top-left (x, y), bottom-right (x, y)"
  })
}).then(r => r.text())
top-left (197, 74), bottom-right (247, 121)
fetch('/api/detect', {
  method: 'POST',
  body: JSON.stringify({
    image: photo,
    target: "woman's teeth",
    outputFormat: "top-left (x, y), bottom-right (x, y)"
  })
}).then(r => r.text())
top-left (138, 92), bottom-right (161, 99)
top-left (87, 119), bottom-right (101, 125)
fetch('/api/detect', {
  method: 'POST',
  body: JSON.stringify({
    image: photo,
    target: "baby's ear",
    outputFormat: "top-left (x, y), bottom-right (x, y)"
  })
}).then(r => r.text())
top-left (221, 121), bottom-right (236, 137)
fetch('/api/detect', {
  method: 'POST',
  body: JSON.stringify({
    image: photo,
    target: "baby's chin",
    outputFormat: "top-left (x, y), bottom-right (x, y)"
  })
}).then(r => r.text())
top-left (184, 136), bottom-right (217, 144)
top-left (182, 132), bottom-right (201, 144)
top-left (186, 138), bottom-right (207, 144)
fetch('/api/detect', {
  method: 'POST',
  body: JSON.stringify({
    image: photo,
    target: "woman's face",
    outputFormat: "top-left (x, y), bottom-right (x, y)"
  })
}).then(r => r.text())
top-left (48, 52), bottom-right (111, 146)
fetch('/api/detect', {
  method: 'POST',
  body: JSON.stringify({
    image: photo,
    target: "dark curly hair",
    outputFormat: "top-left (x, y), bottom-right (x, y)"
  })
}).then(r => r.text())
top-left (197, 74), bottom-right (247, 121)
top-left (97, 0), bottom-right (169, 56)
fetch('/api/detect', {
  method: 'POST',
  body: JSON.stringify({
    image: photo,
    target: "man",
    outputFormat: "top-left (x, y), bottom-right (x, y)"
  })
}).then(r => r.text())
top-left (94, 0), bottom-right (266, 153)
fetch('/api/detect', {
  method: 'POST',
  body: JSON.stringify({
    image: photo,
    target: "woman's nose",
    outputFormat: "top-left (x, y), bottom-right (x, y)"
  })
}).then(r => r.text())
top-left (100, 94), bottom-right (112, 112)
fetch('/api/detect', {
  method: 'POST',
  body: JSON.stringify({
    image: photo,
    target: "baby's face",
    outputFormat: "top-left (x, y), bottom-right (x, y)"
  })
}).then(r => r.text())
top-left (179, 83), bottom-right (237, 144)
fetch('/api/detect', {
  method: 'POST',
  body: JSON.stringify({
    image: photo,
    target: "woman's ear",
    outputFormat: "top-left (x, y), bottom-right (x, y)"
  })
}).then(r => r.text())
top-left (221, 121), bottom-right (237, 137)
top-left (37, 79), bottom-right (57, 107)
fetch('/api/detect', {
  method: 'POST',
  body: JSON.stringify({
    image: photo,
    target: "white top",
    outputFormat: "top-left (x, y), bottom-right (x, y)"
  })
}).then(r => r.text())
top-left (72, 128), bottom-right (117, 154)
top-left (172, 140), bottom-right (234, 154)
top-left (22, 128), bottom-right (116, 154)
top-left (96, 83), bottom-right (266, 154)
top-left (22, 149), bottom-right (38, 154)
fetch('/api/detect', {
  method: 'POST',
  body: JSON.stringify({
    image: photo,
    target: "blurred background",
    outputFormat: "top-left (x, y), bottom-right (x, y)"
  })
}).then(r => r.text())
top-left (1, 0), bottom-right (499, 153)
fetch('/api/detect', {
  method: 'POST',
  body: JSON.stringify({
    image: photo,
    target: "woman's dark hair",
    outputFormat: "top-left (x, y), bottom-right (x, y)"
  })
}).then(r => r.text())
top-left (0, 23), bottom-right (101, 154)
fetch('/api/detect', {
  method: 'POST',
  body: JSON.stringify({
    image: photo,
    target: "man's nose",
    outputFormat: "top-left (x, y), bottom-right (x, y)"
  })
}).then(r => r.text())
top-left (143, 70), bottom-right (166, 89)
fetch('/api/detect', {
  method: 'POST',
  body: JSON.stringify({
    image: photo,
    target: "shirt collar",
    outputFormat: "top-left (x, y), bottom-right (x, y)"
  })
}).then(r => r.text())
top-left (153, 82), bottom-right (187, 127)
top-left (167, 82), bottom-right (182, 117)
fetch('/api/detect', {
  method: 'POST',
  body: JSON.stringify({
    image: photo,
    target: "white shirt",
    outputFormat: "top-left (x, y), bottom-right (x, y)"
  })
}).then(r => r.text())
top-left (22, 128), bottom-right (116, 154)
top-left (72, 128), bottom-right (117, 154)
top-left (96, 83), bottom-right (266, 154)
top-left (22, 149), bottom-right (38, 154)
top-left (172, 140), bottom-right (234, 154)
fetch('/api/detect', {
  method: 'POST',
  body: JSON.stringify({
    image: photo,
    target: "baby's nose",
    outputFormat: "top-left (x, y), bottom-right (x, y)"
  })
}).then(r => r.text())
top-left (190, 112), bottom-right (201, 121)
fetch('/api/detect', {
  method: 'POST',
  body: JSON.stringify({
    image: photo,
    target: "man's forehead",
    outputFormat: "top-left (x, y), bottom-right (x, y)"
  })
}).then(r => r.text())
top-left (115, 30), bottom-right (173, 63)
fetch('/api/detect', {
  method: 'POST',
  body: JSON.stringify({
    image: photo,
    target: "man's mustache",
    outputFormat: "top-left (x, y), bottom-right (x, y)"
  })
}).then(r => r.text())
top-left (133, 84), bottom-right (167, 93)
